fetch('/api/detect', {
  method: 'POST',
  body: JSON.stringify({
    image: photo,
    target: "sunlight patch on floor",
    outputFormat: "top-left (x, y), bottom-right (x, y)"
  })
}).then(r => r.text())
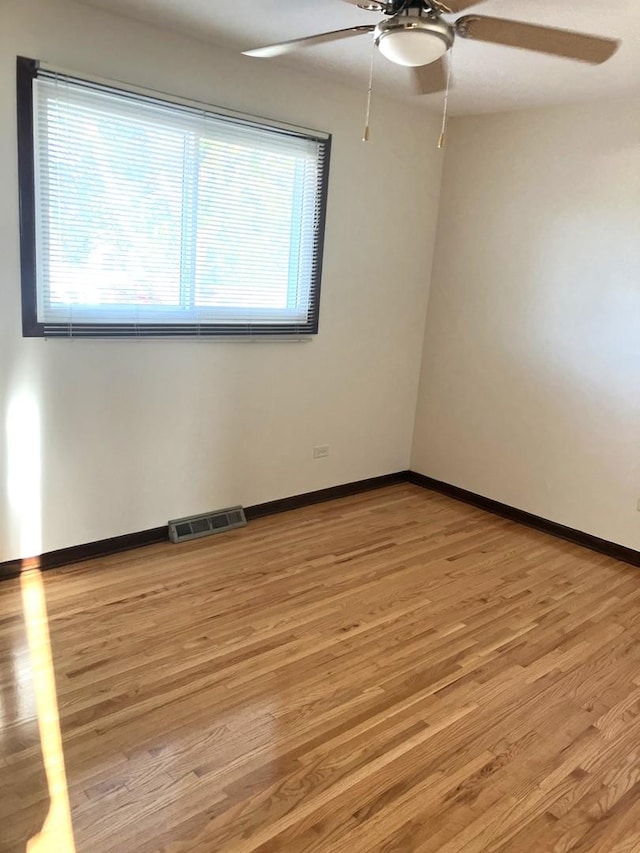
top-left (21, 567), bottom-right (76, 853)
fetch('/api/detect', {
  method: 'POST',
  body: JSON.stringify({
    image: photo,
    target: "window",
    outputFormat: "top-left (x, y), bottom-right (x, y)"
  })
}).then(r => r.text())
top-left (17, 58), bottom-right (330, 338)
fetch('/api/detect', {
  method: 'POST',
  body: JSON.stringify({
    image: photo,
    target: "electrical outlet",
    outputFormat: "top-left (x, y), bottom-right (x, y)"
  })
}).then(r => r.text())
top-left (313, 445), bottom-right (329, 459)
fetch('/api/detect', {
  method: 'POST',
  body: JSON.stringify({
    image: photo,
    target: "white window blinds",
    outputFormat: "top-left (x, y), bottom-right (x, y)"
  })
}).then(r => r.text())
top-left (27, 67), bottom-right (330, 337)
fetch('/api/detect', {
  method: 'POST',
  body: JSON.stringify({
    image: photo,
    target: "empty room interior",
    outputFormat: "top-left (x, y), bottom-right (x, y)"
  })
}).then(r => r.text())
top-left (1, 0), bottom-right (640, 850)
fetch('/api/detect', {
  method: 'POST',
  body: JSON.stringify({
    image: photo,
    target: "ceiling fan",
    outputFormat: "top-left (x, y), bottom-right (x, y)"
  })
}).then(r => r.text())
top-left (243, 0), bottom-right (620, 96)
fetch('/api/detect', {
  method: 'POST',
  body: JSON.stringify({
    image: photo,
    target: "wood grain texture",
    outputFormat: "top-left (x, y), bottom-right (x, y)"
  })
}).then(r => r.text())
top-left (2, 483), bottom-right (640, 852)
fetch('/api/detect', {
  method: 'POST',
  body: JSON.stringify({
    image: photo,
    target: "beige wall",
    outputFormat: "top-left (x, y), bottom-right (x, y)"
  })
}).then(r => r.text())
top-left (412, 101), bottom-right (640, 550)
top-left (0, 0), bottom-right (443, 561)
top-left (4, 0), bottom-right (636, 562)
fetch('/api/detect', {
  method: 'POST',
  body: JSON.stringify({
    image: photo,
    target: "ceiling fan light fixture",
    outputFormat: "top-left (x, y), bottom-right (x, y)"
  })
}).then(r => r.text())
top-left (375, 16), bottom-right (454, 67)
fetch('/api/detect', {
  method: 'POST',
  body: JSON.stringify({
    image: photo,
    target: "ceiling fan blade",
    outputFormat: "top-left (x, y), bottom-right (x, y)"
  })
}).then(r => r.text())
top-left (455, 15), bottom-right (620, 64)
top-left (339, 0), bottom-right (386, 9)
top-left (243, 25), bottom-right (375, 58)
top-left (434, 0), bottom-right (486, 12)
top-left (412, 58), bottom-right (448, 95)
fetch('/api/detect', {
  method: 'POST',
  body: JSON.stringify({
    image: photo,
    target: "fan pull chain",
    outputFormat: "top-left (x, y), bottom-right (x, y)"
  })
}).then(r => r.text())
top-left (363, 40), bottom-right (376, 143)
top-left (438, 51), bottom-right (453, 150)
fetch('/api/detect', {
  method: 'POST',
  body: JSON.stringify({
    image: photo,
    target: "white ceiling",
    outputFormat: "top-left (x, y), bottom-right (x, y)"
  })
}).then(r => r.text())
top-left (75, 0), bottom-right (640, 114)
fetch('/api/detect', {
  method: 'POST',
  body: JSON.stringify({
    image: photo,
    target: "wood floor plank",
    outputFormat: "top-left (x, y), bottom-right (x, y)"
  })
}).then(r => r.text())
top-left (2, 483), bottom-right (640, 851)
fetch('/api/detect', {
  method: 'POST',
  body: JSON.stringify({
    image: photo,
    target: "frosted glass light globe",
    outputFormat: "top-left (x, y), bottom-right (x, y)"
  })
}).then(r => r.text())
top-left (377, 29), bottom-right (449, 67)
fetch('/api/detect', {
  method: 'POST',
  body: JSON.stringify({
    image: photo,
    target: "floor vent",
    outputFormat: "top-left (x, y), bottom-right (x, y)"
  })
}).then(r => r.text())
top-left (169, 506), bottom-right (247, 543)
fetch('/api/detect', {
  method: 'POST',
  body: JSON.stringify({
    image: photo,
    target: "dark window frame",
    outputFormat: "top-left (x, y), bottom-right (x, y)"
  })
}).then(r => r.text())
top-left (16, 56), bottom-right (331, 339)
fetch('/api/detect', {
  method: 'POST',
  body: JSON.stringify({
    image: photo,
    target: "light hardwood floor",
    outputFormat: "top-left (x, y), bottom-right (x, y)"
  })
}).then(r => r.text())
top-left (2, 483), bottom-right (640, 852)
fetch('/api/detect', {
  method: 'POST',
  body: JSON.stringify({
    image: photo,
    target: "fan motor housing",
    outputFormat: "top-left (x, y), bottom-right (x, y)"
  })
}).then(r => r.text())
top-left (374, 14), bottom-right (454, 67)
